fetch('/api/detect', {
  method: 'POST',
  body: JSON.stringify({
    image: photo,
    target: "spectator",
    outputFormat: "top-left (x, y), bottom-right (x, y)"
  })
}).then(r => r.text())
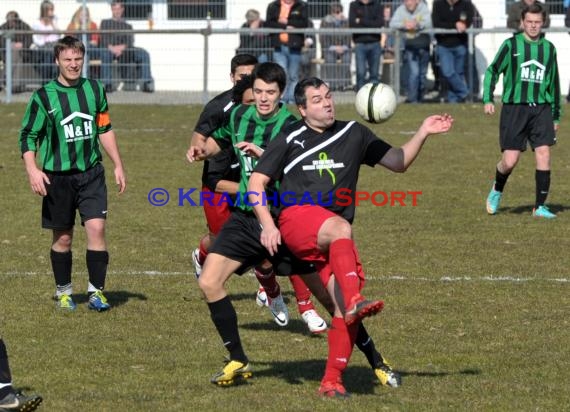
top-left (265, 0), bottom-right (310, 103)
top-left (319, 2), bottom-right (352, 91)
top-left (66, 6), bottom-right (114, 92)
top-left (349, 0), bottom-right (384, 91)
top-left (432, 0), bottom-right (474, 103)
top-left (100, 0), bottom-right (154, 93)
top-left (390, 0), bottom-right (432, 103)
top-left (0, 11), bottom-right (33, 93)
top-left (30, 0), bottom-right (60, 83)
top-left (236, 9), bottom-right (272, 63)
top-left (507, 0), bottom-right (550, 31)
top-left (299, 19), bottom-right (316, 80)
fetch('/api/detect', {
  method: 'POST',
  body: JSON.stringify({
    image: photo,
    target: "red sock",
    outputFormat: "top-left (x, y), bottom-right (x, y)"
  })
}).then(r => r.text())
top-left (254, 267), bottom-right (280, 298)
top-left (198, 235), bottom-right (209, 264)
top-left (289, 275), bottom-right (314, 314)
top-left (329, 239), bottom-right (361, 309)
top-left (322, 317), bottom-right (357, 383)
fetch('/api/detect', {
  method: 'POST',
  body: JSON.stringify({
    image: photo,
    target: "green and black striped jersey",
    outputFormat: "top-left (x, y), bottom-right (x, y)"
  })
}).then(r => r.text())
top-left (212, 103), bottom-right (298, 211)
top-left (483, 33), bottom-right (561, 122)
top-left (19, 78), bottom-right (112, 172)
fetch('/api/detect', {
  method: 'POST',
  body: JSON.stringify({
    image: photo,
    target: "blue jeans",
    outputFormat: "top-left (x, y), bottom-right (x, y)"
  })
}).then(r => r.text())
top-left (437, 44), bottom-right (468, 103)
top-left (354, 42), bottom-right (381, 91)
top-left (403, 47), bottom-right (430, 103)
top-left (273, 45), bottom-right (301, 103)
top-left (118, 47), bottom-right (153, 83)
top-left (87, 48), bottom-right (113, 87)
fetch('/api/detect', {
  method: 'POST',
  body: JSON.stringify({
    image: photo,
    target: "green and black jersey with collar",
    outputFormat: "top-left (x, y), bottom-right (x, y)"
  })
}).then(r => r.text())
top-left (212, 102), bottom-right (298, 212)
top-left (19, 78), bottom-right (111, 172)
top-left (483, 32), bottom-right (561, 122)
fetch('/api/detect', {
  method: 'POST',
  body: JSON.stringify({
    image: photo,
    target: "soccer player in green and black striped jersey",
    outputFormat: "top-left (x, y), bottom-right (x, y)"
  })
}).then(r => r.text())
top-left (19, 36), bottom-right (126, 311)
top-left (483, 2), bottom-right (560, 219)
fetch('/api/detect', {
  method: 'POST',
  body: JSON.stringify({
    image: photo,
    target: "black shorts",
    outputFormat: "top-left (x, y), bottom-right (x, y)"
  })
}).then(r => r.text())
top-left (209, 210), bottom-right (316, 276)
top-left (42, 163), bottom-right (107, 230)
top-left (499, 104), bottom-right (556, 152)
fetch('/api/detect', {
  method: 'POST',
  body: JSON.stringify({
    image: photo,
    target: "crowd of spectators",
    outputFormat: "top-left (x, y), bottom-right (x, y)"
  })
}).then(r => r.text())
top-left (1, 0), bottom-right (566, 101)
top-left (0, 0), bottom-right (153, 93)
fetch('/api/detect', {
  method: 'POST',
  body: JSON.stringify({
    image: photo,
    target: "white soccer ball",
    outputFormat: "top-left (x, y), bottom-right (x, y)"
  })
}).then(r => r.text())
top-left (354, 82), bottom-right (398, 123)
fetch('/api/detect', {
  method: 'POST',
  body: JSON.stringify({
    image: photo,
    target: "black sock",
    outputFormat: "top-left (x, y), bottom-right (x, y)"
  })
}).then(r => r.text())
top-left (86, 250), bottom-right (109, 292)
top-left (0, 339), bottom-right (14, 399)
top-left (50, 250), bottom-right (72, 290)
top-left (535, 170), bottom-right (551, 208)
top-left (208, 296), bottom-right (248, 363)
top-left (355, 324), bottom-right (383, 369)
top-left (494, 168), bottom-right (511, 192)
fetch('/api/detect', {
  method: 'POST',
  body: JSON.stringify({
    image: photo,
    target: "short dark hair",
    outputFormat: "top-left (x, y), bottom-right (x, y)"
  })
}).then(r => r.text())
top-left (231, 54), bottom-right (258, 75)
top-left (54, 35), bottom-right (85, 59)
top-left (232, 74), bottom-right (253, 103)
top-left (294, 77), bottom-right (328, 107)
top-left (522, 2), bottom-right (546, 21)
top-left (252, 62), bottom-right (286, 93)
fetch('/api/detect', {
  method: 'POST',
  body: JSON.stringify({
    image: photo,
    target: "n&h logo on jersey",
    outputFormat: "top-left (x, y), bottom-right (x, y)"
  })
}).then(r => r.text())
top-left (60, 112), bottom-right (94, 142)
top-left (520, 60), bottom-right (545, 84)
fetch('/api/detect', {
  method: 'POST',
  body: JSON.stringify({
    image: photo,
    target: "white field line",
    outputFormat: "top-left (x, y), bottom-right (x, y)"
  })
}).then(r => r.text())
top-left (1, 271), bottom-right (568, 283)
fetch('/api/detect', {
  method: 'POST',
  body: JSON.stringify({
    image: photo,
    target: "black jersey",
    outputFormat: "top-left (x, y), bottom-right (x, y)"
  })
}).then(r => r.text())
top-left (254, 120), bottom-right (392, 222)
top-left (193, 89), bottom-right (240, 189)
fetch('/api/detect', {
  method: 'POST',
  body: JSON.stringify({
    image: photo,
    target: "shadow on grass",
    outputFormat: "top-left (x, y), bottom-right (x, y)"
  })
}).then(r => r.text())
top-left (241, 319), bottom-right (328, 337)
top-left (500, 203), bottom-right (568, 215)
top-left (71, 290), bottom-right (147, 308)
top-left (252, 361), bottom-right (481, 394)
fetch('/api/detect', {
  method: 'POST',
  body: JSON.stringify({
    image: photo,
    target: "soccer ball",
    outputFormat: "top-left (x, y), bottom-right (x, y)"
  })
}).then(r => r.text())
top-left (354, 82), bottom-right (398, 123)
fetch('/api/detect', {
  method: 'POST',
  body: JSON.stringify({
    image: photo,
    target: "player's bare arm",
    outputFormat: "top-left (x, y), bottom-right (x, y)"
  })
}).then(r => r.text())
top-left (248, 171), bottom-right (281, 256)
top-left (380, 114), bottom-right (454, 172)
top-left (186, 137), bottom-right (222, 162)
top-left (22, 151), bottom-right (50, 196)
top-left (99, 130), bottom-right (127, 194)
top-left (215, 180), bottom-right (239, 195)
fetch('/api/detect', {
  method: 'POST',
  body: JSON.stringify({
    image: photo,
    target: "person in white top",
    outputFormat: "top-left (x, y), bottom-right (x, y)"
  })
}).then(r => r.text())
top-left (31, 0), bottom-right (61, 83)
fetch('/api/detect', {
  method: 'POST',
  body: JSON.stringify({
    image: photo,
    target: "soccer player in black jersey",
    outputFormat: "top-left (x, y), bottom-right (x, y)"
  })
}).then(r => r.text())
top-left (189, 67), bottom-right (409, 390)
top-left (187, 54), bottom-right (257, 277)
top-left (187, 57), bottom-right (327, 334)
top-left (483, 3), bottom-right (560, 219)
top-left (0, 338), bottom-right (42, 411)
top-left (19, 36), bottom-right (126, 312)
top-left (248, 77), bottom-right (452, 397)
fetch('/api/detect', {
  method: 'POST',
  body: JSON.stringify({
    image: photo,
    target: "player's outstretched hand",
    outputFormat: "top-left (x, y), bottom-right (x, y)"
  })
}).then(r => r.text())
top-left (484, 103), bottom-right (495, 115)
top-left (186, 146), bottom-right (205, 163)
top-left (421, 113), bottom-right (454, 136)
top-left (235, 141), bottom-right (264, 158)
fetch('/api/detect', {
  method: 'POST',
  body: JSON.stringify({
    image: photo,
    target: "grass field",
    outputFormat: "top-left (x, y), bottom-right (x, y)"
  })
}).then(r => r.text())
top-left (1, 101), bottom-right (569, 411)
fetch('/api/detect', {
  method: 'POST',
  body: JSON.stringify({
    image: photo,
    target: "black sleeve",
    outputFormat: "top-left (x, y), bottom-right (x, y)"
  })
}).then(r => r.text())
top-left (253, 133), bottom-right (289, 182)
top-left (194, 97), bottom-right (230, 137)
top-left (359, 124), bottom-right (392, 166)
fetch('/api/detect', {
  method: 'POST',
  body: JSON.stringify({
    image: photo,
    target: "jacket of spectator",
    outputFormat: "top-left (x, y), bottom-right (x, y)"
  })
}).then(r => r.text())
top-left (432, 0), bottom-right (474, 48)
top-left (348, 0), bottom-right (384, 44)
top-left (99, 19), bottom-right (134, 49)
top-left (389, 0), bottom-right (431, 49)
top-left (265, 0), bottom-right (309, 51)
top-left (0, 12), bottom-right (33, 51)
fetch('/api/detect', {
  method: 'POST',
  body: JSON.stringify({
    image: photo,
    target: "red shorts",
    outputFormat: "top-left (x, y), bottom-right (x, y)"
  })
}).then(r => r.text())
top-left (201, 186), bottom-right (231, 235)
top-left (279, 205), bottom-right (365, 289)
top-left (279, 205), bottom-right (337, 263)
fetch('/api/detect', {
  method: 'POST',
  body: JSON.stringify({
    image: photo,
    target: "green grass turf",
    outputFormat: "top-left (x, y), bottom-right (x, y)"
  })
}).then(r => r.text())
top-left (1, 102), bottom-right (569, 411)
